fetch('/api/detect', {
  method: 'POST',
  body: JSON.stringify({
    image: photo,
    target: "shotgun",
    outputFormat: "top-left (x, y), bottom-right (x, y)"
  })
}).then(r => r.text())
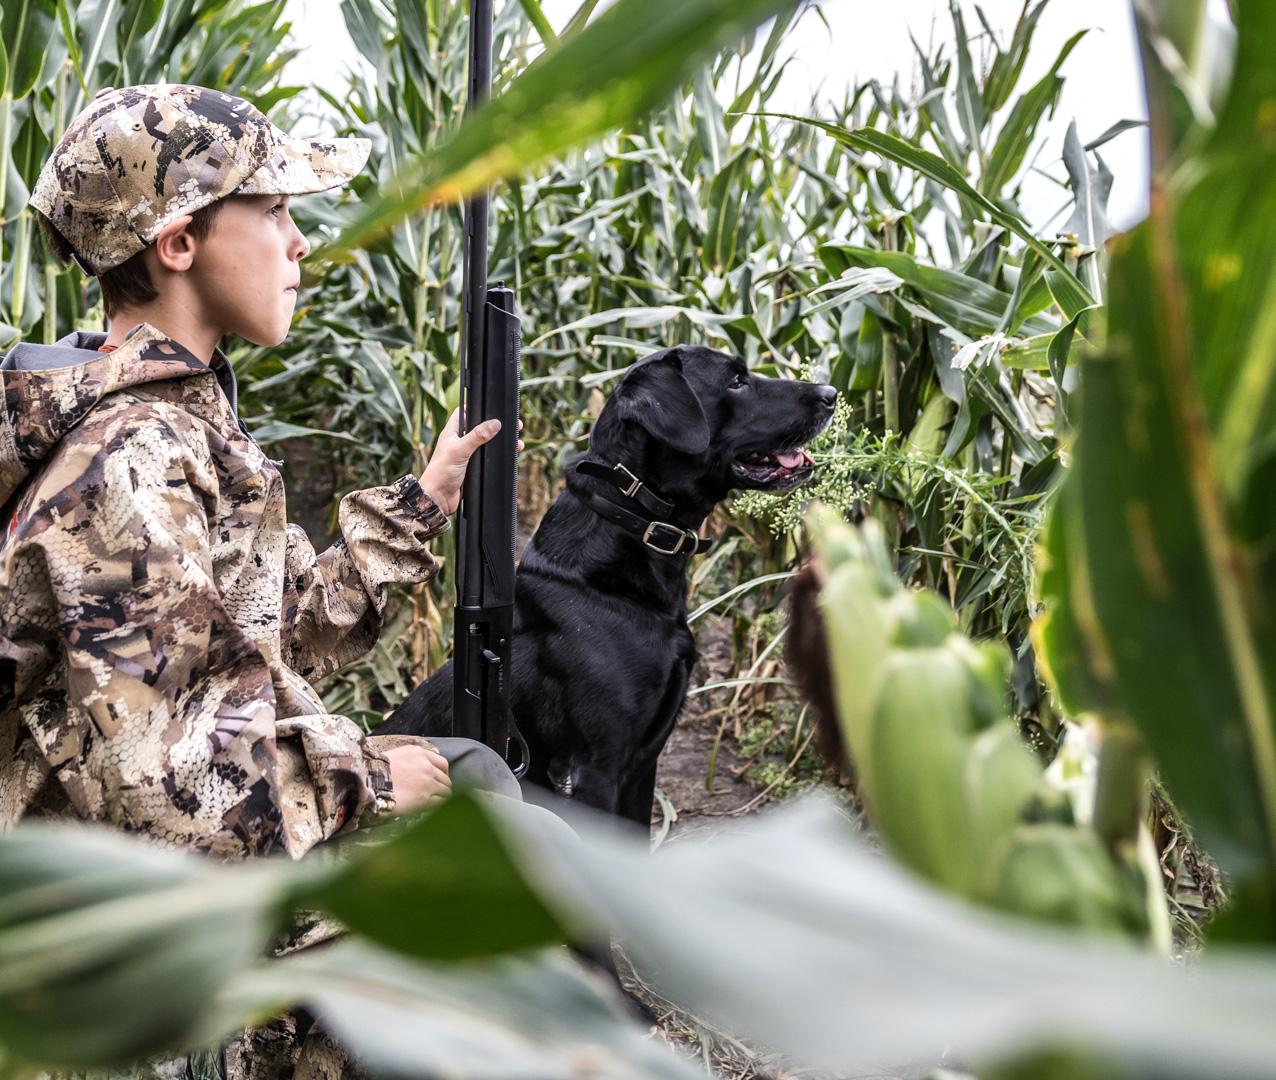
top-left (452, 0), bottom-right (525, 772)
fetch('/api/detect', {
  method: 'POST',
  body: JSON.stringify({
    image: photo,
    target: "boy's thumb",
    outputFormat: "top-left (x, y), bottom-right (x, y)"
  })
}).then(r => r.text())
top-left (465, 418), bottom-right (501, 447)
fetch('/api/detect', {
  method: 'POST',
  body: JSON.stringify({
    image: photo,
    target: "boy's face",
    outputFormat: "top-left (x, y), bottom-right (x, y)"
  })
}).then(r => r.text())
top-left (193, 193), bottom-right (309, 348)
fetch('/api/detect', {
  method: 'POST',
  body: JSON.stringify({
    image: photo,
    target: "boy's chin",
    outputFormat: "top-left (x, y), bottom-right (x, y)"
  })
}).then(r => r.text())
top-left (236, 323), bottom-right (290, 349)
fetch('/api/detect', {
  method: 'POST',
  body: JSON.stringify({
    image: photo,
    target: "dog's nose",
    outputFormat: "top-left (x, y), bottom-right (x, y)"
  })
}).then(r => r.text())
top-left (817, 385), bottom-right (837, 410)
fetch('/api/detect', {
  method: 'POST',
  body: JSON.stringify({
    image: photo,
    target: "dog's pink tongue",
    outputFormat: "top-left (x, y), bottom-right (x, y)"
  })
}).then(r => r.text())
top-left (777, 451), bottom-right (805, 469)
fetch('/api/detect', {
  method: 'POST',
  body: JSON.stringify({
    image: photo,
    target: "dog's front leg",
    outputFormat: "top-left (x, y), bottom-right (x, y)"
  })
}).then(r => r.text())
top-left (551, 758), bottom-right (623, 816)
top-left (617, 764), bottom-right (659, 829)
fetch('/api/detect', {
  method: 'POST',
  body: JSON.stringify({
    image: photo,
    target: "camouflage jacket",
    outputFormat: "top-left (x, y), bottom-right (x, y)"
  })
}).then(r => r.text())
top-left (0, 323), bottom-right (448, 859)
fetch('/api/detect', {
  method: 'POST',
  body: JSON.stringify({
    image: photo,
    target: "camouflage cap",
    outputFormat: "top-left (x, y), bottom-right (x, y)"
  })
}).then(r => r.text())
top-left (30, 83), bottom-right (371, 276)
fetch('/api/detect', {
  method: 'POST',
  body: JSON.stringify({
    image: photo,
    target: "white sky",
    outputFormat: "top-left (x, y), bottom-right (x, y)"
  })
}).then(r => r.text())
top-left (282, 0), bottom-right (1207, 232)
top-left (750, 0), bottom-right (1152, 230)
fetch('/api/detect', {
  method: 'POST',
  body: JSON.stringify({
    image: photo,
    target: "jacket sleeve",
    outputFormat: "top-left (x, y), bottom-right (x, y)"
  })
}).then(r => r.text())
top-left (19, 410), bottom-right (390, 859)
top-left (280, 473), bottom-right (450, 683)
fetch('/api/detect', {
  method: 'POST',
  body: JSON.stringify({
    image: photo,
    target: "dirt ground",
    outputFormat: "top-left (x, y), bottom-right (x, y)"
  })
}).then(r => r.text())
top-left (649, 636), bottom-right (771, 843)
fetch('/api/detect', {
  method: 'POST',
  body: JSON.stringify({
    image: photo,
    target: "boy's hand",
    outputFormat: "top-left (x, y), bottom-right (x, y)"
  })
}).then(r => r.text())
top-left (383, 744), bottom-right (452, 813)
top-left (419, 407), bottom-right (524, 516)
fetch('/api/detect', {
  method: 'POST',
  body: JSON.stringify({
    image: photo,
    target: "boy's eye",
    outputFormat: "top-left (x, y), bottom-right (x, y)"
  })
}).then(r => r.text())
top-left (270, 202), bottom-right (285, 216)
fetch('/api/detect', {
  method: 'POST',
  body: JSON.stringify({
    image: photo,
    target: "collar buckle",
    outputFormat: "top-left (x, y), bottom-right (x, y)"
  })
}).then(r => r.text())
top-left (643, 520), bottom-right (695, 556)
top-left (613, 463), bottom-right (644, 499)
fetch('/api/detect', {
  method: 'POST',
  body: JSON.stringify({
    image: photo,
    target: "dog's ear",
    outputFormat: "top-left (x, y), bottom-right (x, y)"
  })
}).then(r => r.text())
top-left (607, 349), bottom-right (710, 456)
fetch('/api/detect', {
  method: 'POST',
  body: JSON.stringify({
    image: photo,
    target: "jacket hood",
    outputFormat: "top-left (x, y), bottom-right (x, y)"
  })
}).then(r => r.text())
top-left (0, 322), bottom-right (241, 507)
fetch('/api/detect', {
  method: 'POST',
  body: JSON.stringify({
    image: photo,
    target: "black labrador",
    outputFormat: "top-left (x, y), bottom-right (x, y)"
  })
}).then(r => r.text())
top-left (378, 345), bottom-right (836, 826)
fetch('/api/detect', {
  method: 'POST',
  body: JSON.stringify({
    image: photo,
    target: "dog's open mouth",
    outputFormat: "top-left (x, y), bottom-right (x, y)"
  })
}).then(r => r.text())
top-left (732, 448), bottom-right (816, 490)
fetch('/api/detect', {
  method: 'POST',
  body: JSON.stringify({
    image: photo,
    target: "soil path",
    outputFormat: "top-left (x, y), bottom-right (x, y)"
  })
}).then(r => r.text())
top-left (650, 619), bottom-right (770, 842)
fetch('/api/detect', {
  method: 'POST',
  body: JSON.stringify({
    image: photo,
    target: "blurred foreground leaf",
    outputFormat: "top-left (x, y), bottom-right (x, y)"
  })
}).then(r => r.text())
top-left (302, 793), bottom-right (570, 961)
top-left (521, 795), bottom-right (1276, 1077)
top-left (1034, 0), bottom-right (1276, 937)
top-left (234, 941), bottom-right (694, 1079)
top-left (0, 796), bottom-right (572, 1069)
top-left (12, 794), bottom-right (1276, 1075)
top-left (0, 826), bottom-right (294, 1065)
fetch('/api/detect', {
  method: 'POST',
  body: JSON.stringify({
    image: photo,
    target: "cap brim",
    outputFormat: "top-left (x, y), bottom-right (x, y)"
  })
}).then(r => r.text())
top-left (236, 135), bottom-right (371, 196)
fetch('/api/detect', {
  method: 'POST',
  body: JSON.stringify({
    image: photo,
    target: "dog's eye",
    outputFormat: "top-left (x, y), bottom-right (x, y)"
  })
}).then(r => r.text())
top-left (729, 371), bottom-right (748, 389)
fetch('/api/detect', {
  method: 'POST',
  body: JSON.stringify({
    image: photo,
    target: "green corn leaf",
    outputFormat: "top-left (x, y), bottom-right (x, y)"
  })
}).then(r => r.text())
top-left (9, 792), bottom-right (1276, 1078)
top-left (319, 0), bottom-right (794, 260)
top-left (0, 825), bottom-right (295, 1066)
top-left (562, 0), bottom-right (604, 38)
top-left (776, 115), bottom-right (1097, 309)
top-left (531, 304), bottom-right (734, 346)
top-left (518, 0), bottom-right (557, 45)
top-left (850, 306), bottom-right (884, 391)
top-left (982, 0), bottom-right (1049, 114)
top-left (1046, 311), bottom-right (1082, 391)
top-left (704, 146), bottom-right (754, 270)
top-left (540, 793), bottom-right (1276, 1077)
top-left (948, 0), bottom-right (984, 160)
top-left (340, 0), bottom-right (387, 67)
top-left (820, 244), bottom-right (1058, 338)
top-left (116, 0), bottom-right (164, 59)
top-left (1133, 0), bottom-right (1217, 168)
top-left (1059, 119), bottom-right (1113, 301)
top-left (1000, 332), bottom-right (1054, 371)
top-left (1, 0), bottom-right (57, 99)
top-left (980, 30), bottom-right (1087, 196)
top-left (1044, 266), bottom-right (1097, 321)
top-left (1084, 117), bottom-right (1149, 152)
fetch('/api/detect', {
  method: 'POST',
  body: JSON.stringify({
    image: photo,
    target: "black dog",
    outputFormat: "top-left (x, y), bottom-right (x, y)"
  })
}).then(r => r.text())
top-left (378, 345), bottom-right (836, 826)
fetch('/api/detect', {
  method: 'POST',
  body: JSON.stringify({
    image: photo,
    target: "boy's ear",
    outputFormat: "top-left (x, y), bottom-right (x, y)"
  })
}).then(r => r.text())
top-left (609, 348), bottom-right (710, 456)
top-left (152, 215), bottom-right (196, 273)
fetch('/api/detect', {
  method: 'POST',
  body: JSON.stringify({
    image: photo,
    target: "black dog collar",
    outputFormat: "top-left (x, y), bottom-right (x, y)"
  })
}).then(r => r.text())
top-left (574, 460), bottom-right (713, 557)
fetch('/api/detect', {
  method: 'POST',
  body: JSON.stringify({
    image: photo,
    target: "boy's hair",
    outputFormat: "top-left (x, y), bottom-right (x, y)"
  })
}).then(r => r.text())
top-left (36, 200), bottom-right (227, 318)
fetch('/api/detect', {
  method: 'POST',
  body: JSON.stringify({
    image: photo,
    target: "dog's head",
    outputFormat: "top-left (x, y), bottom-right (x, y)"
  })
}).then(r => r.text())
top-left (588, 345), bottom-right (837, 511)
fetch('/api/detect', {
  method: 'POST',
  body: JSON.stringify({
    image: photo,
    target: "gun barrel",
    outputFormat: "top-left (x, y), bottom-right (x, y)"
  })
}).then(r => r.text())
top-left (452, 0), bottom-right (523, 768)
top-left (459, 0), bottom-right (492, 444)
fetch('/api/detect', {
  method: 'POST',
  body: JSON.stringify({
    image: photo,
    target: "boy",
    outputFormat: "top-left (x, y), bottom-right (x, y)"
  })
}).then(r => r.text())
top-left (0, 83), bottom-right (515, 860)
